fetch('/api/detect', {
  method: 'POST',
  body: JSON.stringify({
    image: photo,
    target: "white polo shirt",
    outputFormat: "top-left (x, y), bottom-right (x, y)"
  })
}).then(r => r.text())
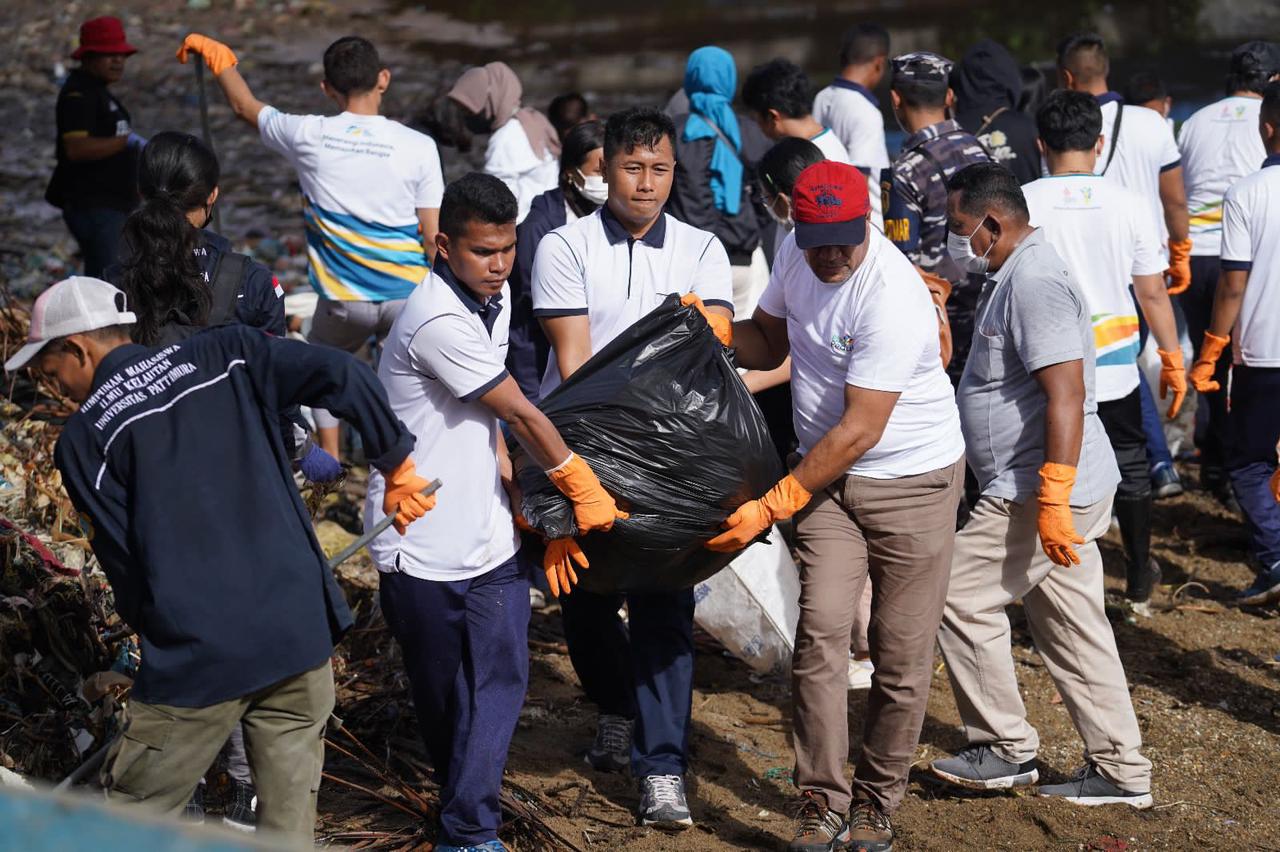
top-left (258, 108), bottom-right (443, 302)
top-left (486, 119), bottom-right (559, 224)
top-left (756, 228), bottom-right (964, 479)
top-left (363, 262), bottom-right (519, 581)
top-left (1095, 95), bottom-right (1181, 250)
top-left (813, 81), bottom-right (890, 173)
top-left (531, 206), bottom-right (734, 396)
top-left (1178, 95), bottom-right (1265, 256)
top-left (1220, 155), bottom-right (1280, 367)
top-left (806, 124), bottom-right (881, 231)
top-left (1023, 174), bottom-right (1165, 402)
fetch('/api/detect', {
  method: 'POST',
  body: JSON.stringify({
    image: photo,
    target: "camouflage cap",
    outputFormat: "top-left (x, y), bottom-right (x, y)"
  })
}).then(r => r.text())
top-left (891, 51), bottom-right (954, 84)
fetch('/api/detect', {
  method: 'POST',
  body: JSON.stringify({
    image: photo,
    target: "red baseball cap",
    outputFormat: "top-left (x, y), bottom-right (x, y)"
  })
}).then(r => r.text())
top-left (792, 161), bottom-right (870, 250)
top-left (72, 17), bottom-right (138, 59)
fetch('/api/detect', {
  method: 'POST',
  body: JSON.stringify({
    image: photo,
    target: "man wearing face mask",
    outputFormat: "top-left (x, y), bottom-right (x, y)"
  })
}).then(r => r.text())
top-left (712, 160), bottom-right (965, 852)
top-left (882, 52), bottom-right (991, 385)
top-left (929, 163), bottom-right (1152, 809)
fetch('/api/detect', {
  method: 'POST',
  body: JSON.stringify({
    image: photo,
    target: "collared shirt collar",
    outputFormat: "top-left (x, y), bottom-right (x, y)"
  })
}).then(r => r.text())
top-left (902, 118), bottom-right (963, 152)
top-left (990, 228), bottom-right (1045, 287)
top-left (600, 203), bottom-right (666, 248)
top-left (436, 258), bottom-right (503, 334)
top-left (831, 77), bottom-right (879, 107)
top-left (1263, 154), bottom-right (1280, 169)
top-left (91, 343), bottom-right (150, 393)
top-left (1094, 91), bottom-right (1124, 107)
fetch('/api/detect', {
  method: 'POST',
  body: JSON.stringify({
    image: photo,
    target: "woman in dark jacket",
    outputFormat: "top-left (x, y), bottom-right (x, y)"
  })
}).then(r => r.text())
top-left (506, 120), bottom-right (606, 401)
top-left (951, 39), bottom-right (1043, 185)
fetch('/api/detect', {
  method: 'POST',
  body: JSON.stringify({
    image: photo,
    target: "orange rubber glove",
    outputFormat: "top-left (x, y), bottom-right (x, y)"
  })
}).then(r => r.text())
top-left (706, 474), bottom-right (811, 553)
top-left (1165, 238), bottom-right (1192, 295)
top-left (176, 34), bottom-right (239, 76)
top-left (1037, 462), bottom-right (1084, 567)
top-left (544, 538), bottom-right (588, 597)
top-left (680, 293), bottom-right (733, 347)
top-left (1189, 331), bottom-right (1230, 393)
top-left (381, 457), bottom-right (437, 535)
top-left (1271, 466), bottom-right (1280, 504)
top-left (547, 453), bottom-right (627, 534)
top-left (1156, 348), bottom-right (1187, 418)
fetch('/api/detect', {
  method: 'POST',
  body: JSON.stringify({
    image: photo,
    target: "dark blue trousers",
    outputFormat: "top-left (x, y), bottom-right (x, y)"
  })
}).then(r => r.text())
top-left (1180, 256), bottom-right (1232, 482)
top-left (63, 207), bottom-right (129, 279)
top-left (1227, 366), bottom-right (1280, 572)
top-left (379, 555), bottom-right (530, 846)
top-left (560, 587), bottom-right (695, 777)
top-left (1135, 291), bottom-right (1174, 471)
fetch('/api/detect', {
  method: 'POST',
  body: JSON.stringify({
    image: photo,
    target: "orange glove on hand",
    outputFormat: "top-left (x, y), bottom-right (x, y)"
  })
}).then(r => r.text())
top-left (381, 457), bottom-right (436, 535)
top-left (1271, 466), bottom-right (1280, 504)
top-left (547, 453), bottom-right (627, 534)
top-left (1189, 331), bottom-right (1230, 393)
top-left (1037, 462), bottom-right (1084, 567)
top-left (1156, 348), bottom-right (1187, 418)
top-left (176, 34), bottom-right (239, 76)
top-left (544, 538), bottom-right (588, 597)
top-left (680, 293), bottom-right (733, 347)
top-left (706, 474), bottom-right (811, 553)
top-left (1165, 238), bottom-right (1192, 295)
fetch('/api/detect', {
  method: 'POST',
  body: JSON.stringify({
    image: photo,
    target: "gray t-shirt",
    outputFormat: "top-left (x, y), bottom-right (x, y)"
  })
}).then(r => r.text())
top-left (957, 229), bottom-right (1120, 507)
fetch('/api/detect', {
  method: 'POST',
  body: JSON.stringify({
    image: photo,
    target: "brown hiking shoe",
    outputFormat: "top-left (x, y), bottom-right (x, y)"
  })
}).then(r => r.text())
top-left (847, 800), bottom-right (893, 852)
top-left (788, 791), bottom-right (851, 852)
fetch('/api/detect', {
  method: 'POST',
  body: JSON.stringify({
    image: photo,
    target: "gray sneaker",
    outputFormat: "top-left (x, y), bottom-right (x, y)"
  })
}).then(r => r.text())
top-left (638, 774), bottom-right (693, 830)
top-left (930, 743), bottom-right (1039, 790)
top-left (1037, 763), bottom-right (1152, 809)
top-left (584, 714), bottom-right (632, 774)
top-left (788, 791), bottom-right (851, 851)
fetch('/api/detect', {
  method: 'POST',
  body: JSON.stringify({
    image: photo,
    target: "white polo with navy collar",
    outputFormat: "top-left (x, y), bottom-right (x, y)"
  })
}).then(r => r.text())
top-left (364, 261), bottom-right (519, 581)
top-left (531, 205), bottom-right (734, 397)
top-left (1220, 154), bottom-right (1280, 367)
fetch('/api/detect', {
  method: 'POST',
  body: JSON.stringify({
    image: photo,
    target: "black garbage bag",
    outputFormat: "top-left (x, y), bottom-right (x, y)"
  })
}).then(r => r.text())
top-left (515, 294), bottom-right (784, 594)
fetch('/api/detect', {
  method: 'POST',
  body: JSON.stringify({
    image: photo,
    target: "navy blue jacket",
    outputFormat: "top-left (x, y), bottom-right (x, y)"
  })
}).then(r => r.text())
top-left (197, 231), bottom-right (287, 337)
top-left (54, 327), bottom-right (413, 707)
top-left (507, 187), bottom-right (569, 400)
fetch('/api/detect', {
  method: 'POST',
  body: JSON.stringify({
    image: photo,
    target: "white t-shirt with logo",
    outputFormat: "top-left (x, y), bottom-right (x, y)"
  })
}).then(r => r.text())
top-left (756, 229), bottom-right (964, 478)
top-left (1178, 95), bottom-right (1265, 256)
top-left (258, 109), bottom-right (443, 302)
top-left (1220, 158), bottom-right (1280, 367)
top-left (1096, 99), bottom-right (1180, 252)
top-left (363, 268), bottom-right (519, 581)
top-left (1023, 174), bottom-right (1166, 402)
top-left (487, 119), bottom-right (559, 224)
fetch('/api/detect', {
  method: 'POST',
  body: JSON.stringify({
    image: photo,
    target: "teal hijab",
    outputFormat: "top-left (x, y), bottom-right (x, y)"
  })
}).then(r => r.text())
top-left (683, 46), bottom-right (743, 216)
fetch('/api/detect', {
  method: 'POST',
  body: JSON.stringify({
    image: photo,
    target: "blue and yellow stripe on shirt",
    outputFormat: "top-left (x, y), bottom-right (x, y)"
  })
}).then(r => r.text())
top-left (1189, 200), bottom-right (1223, 235)
top-left (302, 197), bottom-right (427, 301)
top-left (1092, 312), bottom-right (1140, 368)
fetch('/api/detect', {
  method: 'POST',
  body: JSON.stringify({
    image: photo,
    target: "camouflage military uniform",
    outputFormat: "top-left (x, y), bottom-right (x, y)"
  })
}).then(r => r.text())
top-left (882, 52), bottom-right (991, 383)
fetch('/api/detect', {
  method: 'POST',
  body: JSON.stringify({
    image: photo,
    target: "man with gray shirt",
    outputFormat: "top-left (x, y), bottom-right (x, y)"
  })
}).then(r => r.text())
top-left (928, 163), bottom-right (1153, 809)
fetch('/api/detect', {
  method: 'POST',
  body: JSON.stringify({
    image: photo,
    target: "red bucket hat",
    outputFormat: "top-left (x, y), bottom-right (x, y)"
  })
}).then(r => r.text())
top-left (72, 16), bottom-right (138, 59)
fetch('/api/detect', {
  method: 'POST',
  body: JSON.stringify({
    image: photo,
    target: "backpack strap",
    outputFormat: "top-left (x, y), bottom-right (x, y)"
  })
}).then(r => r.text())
top-left (207, 251), bottom-right (248, 327)
top-left (1100, 102), bottom-right (1124, 175)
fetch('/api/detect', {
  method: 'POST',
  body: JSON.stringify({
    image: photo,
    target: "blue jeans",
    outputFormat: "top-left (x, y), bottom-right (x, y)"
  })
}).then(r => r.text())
top-left (1135, 295), bottom-right (1174, 472)
top-left (63, 207), bottom-right (129, 278)
top-left (1227, 366), bottom-right (1280, 571)
top-left (379, 556), bottom-right (531, 846)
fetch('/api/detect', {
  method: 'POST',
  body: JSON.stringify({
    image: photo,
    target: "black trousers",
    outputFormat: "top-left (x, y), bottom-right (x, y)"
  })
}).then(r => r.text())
top-left (1179, 255), bottom-right (1232, 482)
top-left (1098, 388), bottom-right (1155, 598)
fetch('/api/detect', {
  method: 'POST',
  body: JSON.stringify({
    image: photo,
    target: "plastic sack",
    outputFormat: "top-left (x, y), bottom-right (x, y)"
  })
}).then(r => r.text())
top-left (515, 295), bottom-right (784, 594)
top-left (693, 526), bottom-right (800, 675)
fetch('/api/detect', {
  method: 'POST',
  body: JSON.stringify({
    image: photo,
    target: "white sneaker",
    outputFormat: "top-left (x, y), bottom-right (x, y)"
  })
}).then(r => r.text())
top-left (847, 658), bottom-right (874, 691)
top-left (529, 587), bottom-right (547, 610)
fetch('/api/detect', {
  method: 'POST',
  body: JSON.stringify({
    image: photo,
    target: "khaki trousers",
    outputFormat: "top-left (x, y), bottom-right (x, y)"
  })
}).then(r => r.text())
top-left (791, 459), bottom-right (964, 813)
top-left (936, 495), bottom-right (1152, 791)
top-left (101, 661), bottom-right (335, 842)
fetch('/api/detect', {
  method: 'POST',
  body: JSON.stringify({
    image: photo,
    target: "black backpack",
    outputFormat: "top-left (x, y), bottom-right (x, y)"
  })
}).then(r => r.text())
top-left (154, 250), bottom-right (248, 345)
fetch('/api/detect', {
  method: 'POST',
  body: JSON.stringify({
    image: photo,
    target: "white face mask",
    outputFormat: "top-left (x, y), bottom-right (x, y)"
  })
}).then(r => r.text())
top-left (575, 170), bottom-right (609, 205)
top-left (947, 217), bottom-right (995, 274)
top-left (764, 195), bottom-right (793, 231)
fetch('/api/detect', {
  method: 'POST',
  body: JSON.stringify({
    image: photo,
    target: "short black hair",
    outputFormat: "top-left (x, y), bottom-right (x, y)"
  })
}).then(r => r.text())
top-left (839, 24), bottom-right (890, 68)
top-left (560, 119), bottom-right (605, 172)
top-left (323, 36), bottom-right (383, 96)
top-left (603, 107), bottom-right (676, 161)
top-left (892, 75), bottom-right (948, 109)
top-left (742, 59), bottom-right (814, 119)
top-left (439, 172), bottom-right (517, 239)
top-left (1057, 32), bottom-right (1109, 84)
top-left (759, 137), bottom-right (824, 198)
top-left (548, 92), bottom-right (590, 138)
top-left (1125, 70), bottom-right (1168, 105)
top-left (947, 162), bottom-right (1029, 221)
top-left (1227, 41), bottom-right (1280, 96)
top-left (1036, 90), bottom-right (1102, 153)
top-left (1262, 80), bottom-right (1280, 129)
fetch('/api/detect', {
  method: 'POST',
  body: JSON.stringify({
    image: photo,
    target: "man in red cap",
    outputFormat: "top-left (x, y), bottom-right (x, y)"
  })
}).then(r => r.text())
top-left (697, 160), bottom-right (964, 852)
top-left (46, 16), bottom-right (144, 278)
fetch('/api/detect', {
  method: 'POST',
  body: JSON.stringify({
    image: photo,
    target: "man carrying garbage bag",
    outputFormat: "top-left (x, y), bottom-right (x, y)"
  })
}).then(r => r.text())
top-left (702, 160), bottom-right (965, 852)
top-left (364, 173), bottom-right (623, 852)
top-left (6, 276), bottom-right (436, 842)
top-left (532, 106), bottom-right (734, 830)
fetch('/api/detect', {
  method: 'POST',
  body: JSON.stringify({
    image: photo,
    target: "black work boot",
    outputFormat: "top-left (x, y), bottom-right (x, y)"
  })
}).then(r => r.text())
top-left (1113, 493), bottom-right (1156, 601)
